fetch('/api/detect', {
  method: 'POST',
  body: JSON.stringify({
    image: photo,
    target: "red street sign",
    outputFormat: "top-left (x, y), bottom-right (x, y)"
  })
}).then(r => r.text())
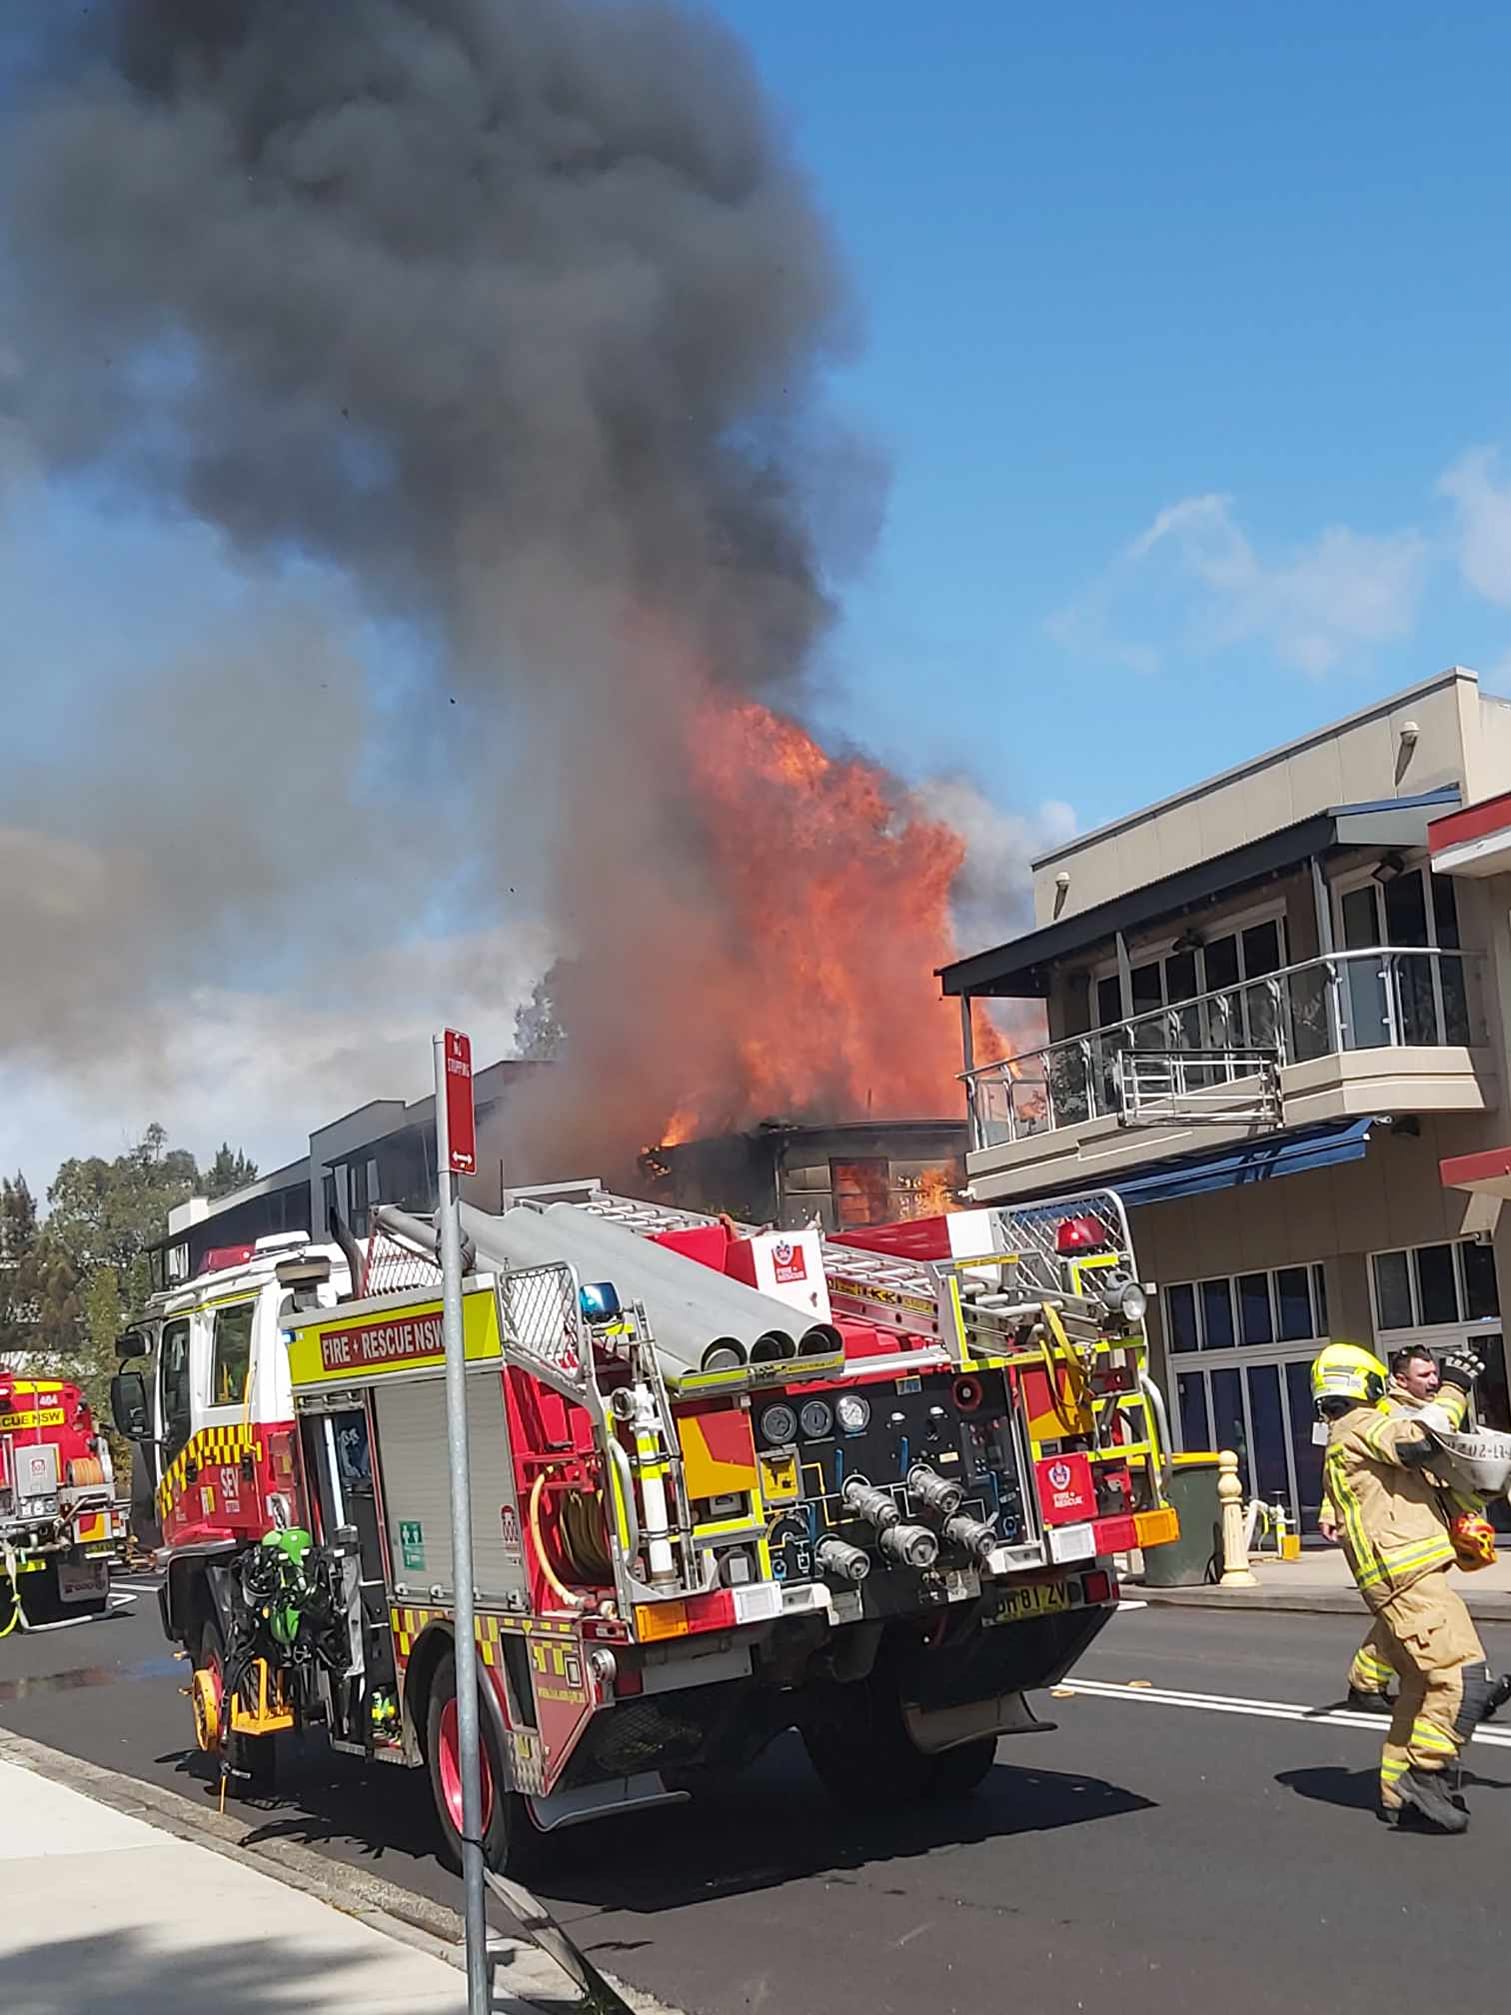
top-left (443, 1028), bottom-right (476, 1176)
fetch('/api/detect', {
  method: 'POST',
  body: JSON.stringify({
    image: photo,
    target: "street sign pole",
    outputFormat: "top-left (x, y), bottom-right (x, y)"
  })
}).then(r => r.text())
top-left (433, 1028), bottom-right (488, 2014)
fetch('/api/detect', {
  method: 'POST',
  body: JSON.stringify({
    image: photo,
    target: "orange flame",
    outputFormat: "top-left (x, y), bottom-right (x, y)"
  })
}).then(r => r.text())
top-left (646, 693), bottom-right (1006, 1145)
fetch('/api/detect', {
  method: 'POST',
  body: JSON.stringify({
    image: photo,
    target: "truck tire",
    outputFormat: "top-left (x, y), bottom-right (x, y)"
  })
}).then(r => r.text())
top-left (802, 1669), bottom-right (997, 1811)
top-left (197, 1615), bottom-right (277, 1795)
top-left (425, 1649), bottom-right (543, 1879)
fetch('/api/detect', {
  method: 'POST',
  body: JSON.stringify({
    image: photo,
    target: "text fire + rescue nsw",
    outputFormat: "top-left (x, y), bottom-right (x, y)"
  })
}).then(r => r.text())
top-left (320, 1314), bottom-right (443, 1373)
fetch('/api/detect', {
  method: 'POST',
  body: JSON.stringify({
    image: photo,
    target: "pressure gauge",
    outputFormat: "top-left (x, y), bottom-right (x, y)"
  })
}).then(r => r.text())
top-left (799, 1399), bottom-right (834, 1440)
top-left (834, 1393), bottom-right (871, 1436)
top-left (758, 1402), bottom-right (799, 1447)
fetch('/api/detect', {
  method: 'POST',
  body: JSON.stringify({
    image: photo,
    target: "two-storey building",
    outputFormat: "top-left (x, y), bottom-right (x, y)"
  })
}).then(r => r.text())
top-left (940, 667), bottom-right (1511, 1530)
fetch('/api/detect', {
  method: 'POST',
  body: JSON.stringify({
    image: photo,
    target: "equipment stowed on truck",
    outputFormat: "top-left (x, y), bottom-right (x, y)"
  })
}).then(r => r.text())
top-left (1, 1371), bottom-right (122, 1630)
top-left (115, 1182), bottom-right (1178, 1868)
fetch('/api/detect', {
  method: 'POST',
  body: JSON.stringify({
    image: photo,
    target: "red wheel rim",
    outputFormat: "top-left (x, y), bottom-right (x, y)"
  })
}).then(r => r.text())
top-left (438, 1696), bottom-right (495, 1834)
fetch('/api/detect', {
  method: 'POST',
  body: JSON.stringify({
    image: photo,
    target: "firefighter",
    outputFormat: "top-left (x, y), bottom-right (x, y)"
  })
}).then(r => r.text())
top-left (1313, 1340), bottom-right (1494, 1833)
top-left (1321, 1345), bottom-right (1441, 1712)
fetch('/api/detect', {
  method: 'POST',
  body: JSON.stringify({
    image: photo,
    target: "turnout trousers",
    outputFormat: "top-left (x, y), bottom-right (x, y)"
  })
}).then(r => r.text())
top-left (1348, 1621), bottom-right (1397, 1697)
top-left (1371, 1571), bottom-right (1489, 1809)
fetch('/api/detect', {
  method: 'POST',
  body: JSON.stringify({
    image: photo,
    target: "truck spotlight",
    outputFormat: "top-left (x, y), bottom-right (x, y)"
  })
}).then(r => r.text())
top-left (879, 1522), bottom-right (939, 1569)
top-left (908, 1463), bottom-right (965, 1516)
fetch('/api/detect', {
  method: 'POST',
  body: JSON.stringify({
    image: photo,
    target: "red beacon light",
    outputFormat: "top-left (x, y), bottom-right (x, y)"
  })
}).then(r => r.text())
top-left (1055, 1215), bottom-right (1108, 1257)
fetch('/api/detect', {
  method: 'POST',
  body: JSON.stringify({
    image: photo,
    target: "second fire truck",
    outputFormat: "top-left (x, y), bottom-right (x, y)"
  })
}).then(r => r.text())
top-left (114, 1181), bottom-right (1177, 1870)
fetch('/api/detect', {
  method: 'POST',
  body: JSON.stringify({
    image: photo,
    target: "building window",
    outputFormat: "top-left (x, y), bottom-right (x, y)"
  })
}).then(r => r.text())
top-left (1166, 1262), bottom-right (1329, 1358)
top-left (1093, 904), bottom-right (1288, 1034)
top-left (1371, 1239), bottom-right (1501, 1332)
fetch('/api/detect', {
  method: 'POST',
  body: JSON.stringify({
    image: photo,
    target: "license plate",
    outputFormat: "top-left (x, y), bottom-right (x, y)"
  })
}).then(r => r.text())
top-left (58, 1560), bottom-right (109, 1604)
top-left (989, 1580), bottom-right (1073, 1627)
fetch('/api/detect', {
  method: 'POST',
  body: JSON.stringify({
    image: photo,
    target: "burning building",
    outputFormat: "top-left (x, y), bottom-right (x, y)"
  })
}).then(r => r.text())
top-left (639, 1117), bottom-right (968, 1234)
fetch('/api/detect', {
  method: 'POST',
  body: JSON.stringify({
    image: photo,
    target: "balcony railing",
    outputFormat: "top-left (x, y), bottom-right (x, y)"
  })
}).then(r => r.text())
top-left (964, 946), bottom-right (1485, 1150)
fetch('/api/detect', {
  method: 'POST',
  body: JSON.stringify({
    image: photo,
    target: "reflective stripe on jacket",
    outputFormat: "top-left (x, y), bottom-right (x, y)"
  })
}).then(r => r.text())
top-left (1324, 1383), bottom-right (1472, 1602)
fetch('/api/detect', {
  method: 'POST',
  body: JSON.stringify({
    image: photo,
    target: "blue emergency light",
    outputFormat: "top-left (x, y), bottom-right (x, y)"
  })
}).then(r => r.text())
top-left (579, 1280), bottom-right (621, 1324)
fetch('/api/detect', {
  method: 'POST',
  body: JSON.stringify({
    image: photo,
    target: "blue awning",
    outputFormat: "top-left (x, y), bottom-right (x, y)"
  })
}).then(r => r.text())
top-left (1098, 1116), bottom-right (1381, 1210)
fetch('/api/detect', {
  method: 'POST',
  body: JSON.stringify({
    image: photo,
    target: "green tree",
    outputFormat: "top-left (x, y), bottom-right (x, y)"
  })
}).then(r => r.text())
top-left (205, 1143), bottom-right (259, 1199)
top-left (0, 1173), bottom-right (41, 1355)
top-left (47, 1122), bottom-right (199, 1307)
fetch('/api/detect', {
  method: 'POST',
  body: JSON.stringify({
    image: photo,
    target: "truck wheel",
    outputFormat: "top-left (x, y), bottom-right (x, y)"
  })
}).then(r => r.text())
top-left (929, 1738), bottom-right (998, 1800)
top-left (425, 1649), bottom-right (543, 1879)
top-left (802, 1671), bottom-right (996, 1811)
top-left (20, 1562), bottom-right (64, 1625)
top-left (197, 1615), bottom-right (276, 1795)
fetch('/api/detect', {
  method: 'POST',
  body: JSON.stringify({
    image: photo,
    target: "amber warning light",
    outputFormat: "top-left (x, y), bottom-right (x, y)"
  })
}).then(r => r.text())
top-left (443, 1028), bottom-right (476, 1176)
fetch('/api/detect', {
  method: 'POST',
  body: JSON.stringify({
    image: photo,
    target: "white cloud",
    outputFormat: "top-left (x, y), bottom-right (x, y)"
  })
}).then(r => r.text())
top-left (1052, 492), bottom-right (1427, 677)
top-left (0, 922), bottom-right (553, 1197)
top-left (1440, 448), bottom-right (1511, 608)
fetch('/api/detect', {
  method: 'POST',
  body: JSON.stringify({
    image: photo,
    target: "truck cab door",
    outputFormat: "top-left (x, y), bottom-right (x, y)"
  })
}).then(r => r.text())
top-left (135, 1314), bottom-right (191, 1552)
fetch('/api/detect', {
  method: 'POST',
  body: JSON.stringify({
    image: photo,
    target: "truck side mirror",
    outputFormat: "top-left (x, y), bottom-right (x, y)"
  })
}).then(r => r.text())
top-left (110, 1371), bottom-right (151, 1443)
top-left (115, 1330), bottom-right (150, 1361)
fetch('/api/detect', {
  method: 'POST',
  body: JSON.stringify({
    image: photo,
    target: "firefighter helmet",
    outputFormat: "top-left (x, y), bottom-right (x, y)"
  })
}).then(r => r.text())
top-left (1311, 1342), bottom-right (1389, 1411)
top-left (1451, 1511), bottom-right (1498, 1571)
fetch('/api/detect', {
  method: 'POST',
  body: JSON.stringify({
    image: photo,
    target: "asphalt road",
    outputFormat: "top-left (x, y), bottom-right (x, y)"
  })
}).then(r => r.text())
top-left (7, 1583), bottom-right (1511, 2015)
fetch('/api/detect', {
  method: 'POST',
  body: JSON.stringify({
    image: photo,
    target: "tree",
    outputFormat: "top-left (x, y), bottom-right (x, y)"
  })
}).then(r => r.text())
top-left (514, 966), bottom-right (566, 1061)
top-left (0, 1173), bottom-right (41, 1359)
top-left (205, 1143), bottom-right (259, 1199)
top-left (47, 1122), bottom-right (199, 1305)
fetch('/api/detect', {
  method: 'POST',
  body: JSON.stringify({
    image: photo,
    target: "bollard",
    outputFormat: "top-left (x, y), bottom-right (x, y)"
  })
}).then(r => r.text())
top-left (1218, 1450), bottom-right (1258, 1587)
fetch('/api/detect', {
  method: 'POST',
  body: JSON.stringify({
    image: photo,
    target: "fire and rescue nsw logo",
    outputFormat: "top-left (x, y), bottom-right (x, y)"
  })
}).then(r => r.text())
top-left (771, 1238), bottom-right (807, 1285)
top-left (319, 1314), bottom-right (444, 1373)
top-left (1035, 1452), bottom-right (1094, 1524)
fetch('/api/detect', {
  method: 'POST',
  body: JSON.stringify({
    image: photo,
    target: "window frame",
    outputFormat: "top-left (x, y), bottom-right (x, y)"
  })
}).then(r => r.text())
top-left (207, 1298), bottom-right (257, 1414)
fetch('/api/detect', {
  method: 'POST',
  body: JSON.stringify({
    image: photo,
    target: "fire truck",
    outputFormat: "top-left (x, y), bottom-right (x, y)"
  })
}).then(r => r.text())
top-left (113, 1183), bottom-right (1177, 1870)
top-left (1, 1370), bottom-right (122, 1629)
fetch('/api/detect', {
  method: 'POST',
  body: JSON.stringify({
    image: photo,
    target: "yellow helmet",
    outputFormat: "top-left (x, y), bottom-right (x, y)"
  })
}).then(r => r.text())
top-left (1311, 1342), bottom-right (1389, 1410)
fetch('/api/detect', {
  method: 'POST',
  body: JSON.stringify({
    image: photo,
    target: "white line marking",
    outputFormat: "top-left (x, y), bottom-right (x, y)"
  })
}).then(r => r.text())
top-left (1060, 1675), bottom-right (1511, 1749)
top-left (1114, 1600), bottom-right (1148, 1614)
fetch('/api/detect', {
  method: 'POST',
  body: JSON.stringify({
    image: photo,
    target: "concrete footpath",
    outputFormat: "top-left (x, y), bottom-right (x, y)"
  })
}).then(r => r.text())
top-left (0, 1733), bottom-right (592, 2015)
top-left (1133, 1543), bottom-right (1511, 1619)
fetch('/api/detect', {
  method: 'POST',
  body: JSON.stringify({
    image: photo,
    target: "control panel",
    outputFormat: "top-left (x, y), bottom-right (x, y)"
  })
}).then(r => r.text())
top-left (753, 1366), bottom-right (1031, 1590)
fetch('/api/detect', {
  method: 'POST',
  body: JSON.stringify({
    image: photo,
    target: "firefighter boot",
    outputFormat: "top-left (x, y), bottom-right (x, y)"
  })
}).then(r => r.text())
top-left (1383, 1769), bottom-right (1470, 1835)
top-left (1347, 1688), bottom-right (1394, 1715)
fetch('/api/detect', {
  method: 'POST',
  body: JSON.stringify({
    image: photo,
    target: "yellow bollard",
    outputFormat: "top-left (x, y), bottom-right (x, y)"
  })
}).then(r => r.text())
top-left (1218, 1450), bottom-right (1258, 1587)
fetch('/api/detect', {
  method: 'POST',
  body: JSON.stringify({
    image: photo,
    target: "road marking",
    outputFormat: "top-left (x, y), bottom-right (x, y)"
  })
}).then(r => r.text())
top-left (1060, 1675), bottom-right (1511, 1750)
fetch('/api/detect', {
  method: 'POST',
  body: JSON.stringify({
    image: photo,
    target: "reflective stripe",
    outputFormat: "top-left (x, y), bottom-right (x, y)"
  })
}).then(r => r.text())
top-left (1352, 1649), bottom-right (1395, 1687)
top-left (1382, 1535), bottom-right (1456, 1576)
top-left (1437, 1386), bottom-right (1471, 1430)
top-left (1380, 1757), bottom-right (1409, 1782)
top-left (1325, 1448), bottom-right (1382, 1584)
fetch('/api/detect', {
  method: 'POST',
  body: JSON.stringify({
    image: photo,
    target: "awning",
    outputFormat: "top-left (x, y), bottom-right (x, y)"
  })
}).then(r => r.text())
top-left (1440, 1144), bottom-right (1511, 1199)
top-left (939, 786), bottom-right (1461, 999)
top-left (1045, 1116), bottom-right (1382, 1210)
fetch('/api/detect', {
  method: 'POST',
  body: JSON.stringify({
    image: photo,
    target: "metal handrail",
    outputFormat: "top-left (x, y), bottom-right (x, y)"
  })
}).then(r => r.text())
top-left (961, 945), bottom-right (1480, 1084)
top-left (963, 944), bottom-right (1483, 1149)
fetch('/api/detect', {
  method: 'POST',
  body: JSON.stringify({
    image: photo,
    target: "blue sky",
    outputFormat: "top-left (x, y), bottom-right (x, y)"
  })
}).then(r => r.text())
top-left (10, 1), bottom-right (1511, 1181)
top-left (710, 1), bottom-right (1511, 803)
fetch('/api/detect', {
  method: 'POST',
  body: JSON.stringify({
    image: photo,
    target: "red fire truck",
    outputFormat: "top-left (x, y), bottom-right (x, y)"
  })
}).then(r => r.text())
top-left (114, 1184), bottom-right (1176, 1868)
top-left (1, 1371), bottom-right (122, 1628)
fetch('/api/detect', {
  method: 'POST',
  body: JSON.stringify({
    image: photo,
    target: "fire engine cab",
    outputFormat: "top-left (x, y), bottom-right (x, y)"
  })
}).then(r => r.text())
top-left (115, 1183), bottom-right (1176, 1869)
top-left (1, 1371), bottom-right (121, 1627)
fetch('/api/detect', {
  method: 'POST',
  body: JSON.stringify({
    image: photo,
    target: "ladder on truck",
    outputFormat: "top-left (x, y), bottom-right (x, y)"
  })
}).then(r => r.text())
top-left (511, 1181), bottom-right (1058, 1358)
